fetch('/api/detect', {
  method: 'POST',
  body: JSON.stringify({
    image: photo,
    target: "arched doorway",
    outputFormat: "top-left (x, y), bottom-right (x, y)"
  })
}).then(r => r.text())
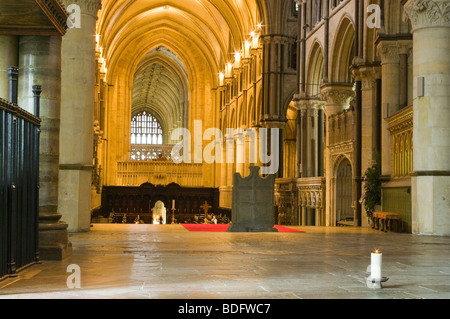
top-left (335, 157), bottom-right (353, 225)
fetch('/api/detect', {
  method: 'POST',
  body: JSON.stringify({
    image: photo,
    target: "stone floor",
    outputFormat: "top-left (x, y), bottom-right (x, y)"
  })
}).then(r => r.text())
top-left (0, 224), bottom-right (449, 299)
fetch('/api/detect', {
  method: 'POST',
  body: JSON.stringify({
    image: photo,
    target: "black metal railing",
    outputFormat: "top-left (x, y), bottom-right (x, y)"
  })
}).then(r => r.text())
top-left (0, 67), bottom-right (41, 280)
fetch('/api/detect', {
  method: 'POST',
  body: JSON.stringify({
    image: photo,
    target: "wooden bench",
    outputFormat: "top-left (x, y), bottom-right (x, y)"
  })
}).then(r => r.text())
top-left (372, 212), bottom-right (402, 232)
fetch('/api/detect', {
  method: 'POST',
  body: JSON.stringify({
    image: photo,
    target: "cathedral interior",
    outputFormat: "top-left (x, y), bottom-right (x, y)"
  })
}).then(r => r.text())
top-left (0, 0), bottom-right (449, 300)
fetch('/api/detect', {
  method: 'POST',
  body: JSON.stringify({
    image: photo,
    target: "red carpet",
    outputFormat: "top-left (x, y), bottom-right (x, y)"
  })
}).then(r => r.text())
top-left (181, 224), bottom-right (303, 233)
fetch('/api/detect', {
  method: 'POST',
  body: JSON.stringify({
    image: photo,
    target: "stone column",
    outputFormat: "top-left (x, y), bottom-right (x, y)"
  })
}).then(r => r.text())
top-left (18, 36), bottom-right (71, 260)
top-left (305, 105), bottom-right (317, 178)
top-left (0, 36), bottom-right (18, 100)
top-left (293, 96), bottom-right (304, 178)
top-left (318, 106), bottom-right (325, 176)
top-left (377, 42), bottom-right (400, 177)
top-left (359, 66), bottom-right (381, 172)
top-left (321, 84), bottom-right (355, 226)
top-left (59, 0), bottom-right (102, 232)
top-left (404, 0), bottom-right (450, 235)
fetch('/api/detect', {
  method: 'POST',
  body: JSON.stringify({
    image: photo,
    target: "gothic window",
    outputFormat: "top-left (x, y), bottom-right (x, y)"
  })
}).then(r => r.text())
top-left (131, 111), bottom-right (163, 145)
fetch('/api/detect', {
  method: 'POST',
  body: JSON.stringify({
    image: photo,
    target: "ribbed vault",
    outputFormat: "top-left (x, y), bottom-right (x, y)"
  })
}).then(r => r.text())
top-left (97, 0), bottom-right (266, 184)
top-left (131, 46), bottom-right (189, 144)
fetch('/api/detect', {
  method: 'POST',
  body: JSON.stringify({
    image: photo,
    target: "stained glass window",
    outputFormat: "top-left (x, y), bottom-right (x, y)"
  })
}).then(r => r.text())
top-left (131, 111), bottom-right (163, 145)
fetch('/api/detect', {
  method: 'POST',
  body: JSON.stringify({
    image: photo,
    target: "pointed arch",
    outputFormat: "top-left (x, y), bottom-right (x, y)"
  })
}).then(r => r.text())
top-left (330, 16), bottom-right (355, 83)
top-left (307, 40), bottom-right (325, 98)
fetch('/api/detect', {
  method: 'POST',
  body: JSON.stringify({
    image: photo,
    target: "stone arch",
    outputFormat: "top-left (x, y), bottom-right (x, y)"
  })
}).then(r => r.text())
top-left (333, 155), bottom-right (353, 226)
top-left (330, 16), bottom-right (355, 83)
top-left (306, 40), bottom-right (324, 98)
top-left (97, 0), bottom-right (268, 185)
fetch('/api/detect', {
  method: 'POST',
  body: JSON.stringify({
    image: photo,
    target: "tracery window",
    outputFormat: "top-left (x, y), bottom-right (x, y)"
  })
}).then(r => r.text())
top-left (131, 111), bottom-right (163, 145)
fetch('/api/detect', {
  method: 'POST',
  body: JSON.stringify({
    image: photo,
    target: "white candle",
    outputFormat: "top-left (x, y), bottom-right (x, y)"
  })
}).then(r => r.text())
top-left (172, 200), bottom-right (175, 209)
top-left (371, 250), bottom-right (382, 279)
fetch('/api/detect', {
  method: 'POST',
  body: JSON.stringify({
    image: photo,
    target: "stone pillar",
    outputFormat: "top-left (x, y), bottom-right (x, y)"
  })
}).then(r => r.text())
top-left (377, 42), bottom-right (400, 176)
top-left (318, 107), bottom-right (325, 176)
top-left (294, 98), bottom-right (324, 225)
top-left (293, 96), bottom-right (305, 178)
top-left (301, 203), bottom-right (306, 226)
top-left (295, 107), bottom-right (302, 178)
top-left (404, 0), bottom-right (450, 235)
top-left (59, 0), bottom-right (102, 232)
top-left (260, 120), bottom-right (285, 178)
top-left (321, 84), bottom-right (355, 226)
top-left (305, 105), bottom-right (317, 178)
top-left (0, 36), bottom-right (18, 100)
top-left (295, 98), bottom-right (322, 179)
top-left (18, 36), bottom-right (71, 260)
top-left (359, 66), bottom-right (381, 172)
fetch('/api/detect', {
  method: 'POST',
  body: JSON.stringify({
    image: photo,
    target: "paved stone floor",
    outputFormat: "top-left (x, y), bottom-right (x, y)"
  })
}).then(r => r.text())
top-left (0, 224), bottom-right (449, 299)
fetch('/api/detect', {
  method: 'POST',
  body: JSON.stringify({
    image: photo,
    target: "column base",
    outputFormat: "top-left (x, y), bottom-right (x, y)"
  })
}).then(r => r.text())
top-left (38, 216), bottom-right (72, 260)
top-left (39, 242), bottom-right (72, 261)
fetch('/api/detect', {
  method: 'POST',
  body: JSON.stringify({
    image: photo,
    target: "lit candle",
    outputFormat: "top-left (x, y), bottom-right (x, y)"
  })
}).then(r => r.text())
top-left (371, 249), bottom-right (382, 280)
top-left (219, 72), bottom-right (224, 86)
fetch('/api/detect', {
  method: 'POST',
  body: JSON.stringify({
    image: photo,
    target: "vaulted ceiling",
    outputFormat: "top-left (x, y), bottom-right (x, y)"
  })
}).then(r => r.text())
top-left (131, 46), bottom-right (188, 139)
top-left (98, 0), bottom-right (263, 69)
top-left (96, 0), bottom-right (264, 141)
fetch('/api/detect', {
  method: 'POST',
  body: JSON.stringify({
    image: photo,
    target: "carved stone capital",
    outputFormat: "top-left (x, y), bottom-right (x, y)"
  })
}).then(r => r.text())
top-left (320, 84), bottom-right (355, 116)
top-left (403, 0), bottom-right (450, 31)
top-left (294, 98), bottom-right (324, 111)
top-left (377, 42), bottom-right (400, 64)
top-left (359, 66), bottom-right (381, 90)
top-left (260, 119), bottom-right (286, 130)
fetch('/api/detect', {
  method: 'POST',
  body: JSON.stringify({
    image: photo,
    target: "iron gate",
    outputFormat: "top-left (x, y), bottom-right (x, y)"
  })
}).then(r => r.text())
top-left (0, 69), bottom-right (41, 280)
